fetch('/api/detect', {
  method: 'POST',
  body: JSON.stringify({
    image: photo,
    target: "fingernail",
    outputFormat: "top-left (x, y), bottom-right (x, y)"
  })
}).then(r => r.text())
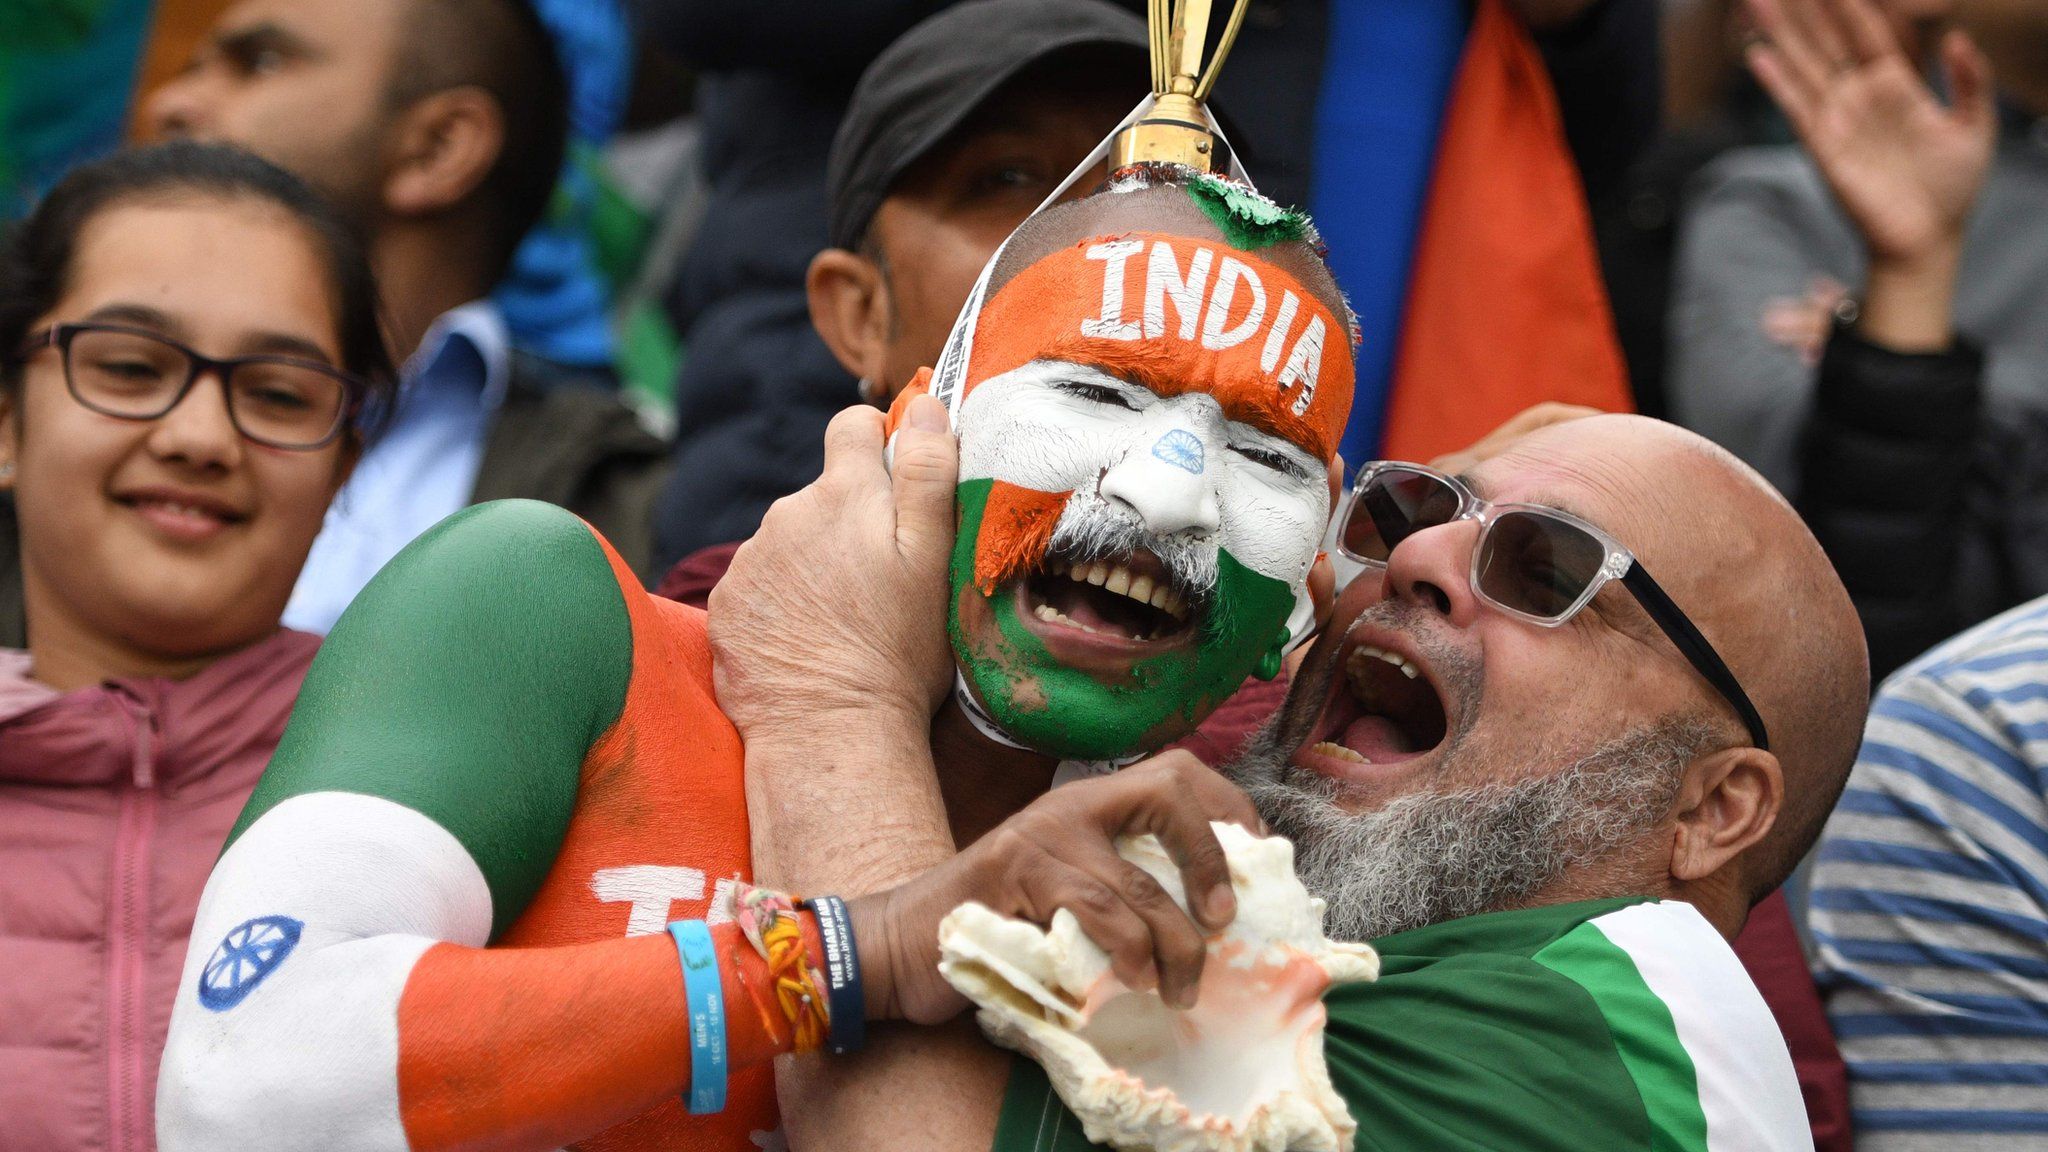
top-left (907, 393), bottom-right (947, 433)
top-left (1206, 883), bottom-right (1235, 924)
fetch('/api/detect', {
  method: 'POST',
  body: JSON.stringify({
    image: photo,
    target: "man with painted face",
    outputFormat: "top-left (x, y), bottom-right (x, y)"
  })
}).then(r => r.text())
top-left (155, 163), bottom-right (1355, 1151)
top-left (711, 413), bottom-right (1873, 1150)
top-left (910, 163), bottom-right (1353, 764)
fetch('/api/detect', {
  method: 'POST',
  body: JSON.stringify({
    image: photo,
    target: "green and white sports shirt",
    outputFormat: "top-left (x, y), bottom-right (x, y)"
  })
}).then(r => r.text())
top-left (994, 897), bottom-right (1812, 1151)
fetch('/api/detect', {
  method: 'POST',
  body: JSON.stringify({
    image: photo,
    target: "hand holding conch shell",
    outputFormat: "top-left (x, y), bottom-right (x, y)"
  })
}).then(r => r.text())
top-left (846, 752), bottom-right (1375, 1151)
top-left (944, 822), bottom-right (1374, 1152)
top-left (850, 751), bottom-right (1265, 1023)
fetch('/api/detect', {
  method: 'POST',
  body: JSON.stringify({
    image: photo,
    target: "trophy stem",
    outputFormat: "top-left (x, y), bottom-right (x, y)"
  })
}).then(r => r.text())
top-left (1116, 0), bottom-right (1251, 173)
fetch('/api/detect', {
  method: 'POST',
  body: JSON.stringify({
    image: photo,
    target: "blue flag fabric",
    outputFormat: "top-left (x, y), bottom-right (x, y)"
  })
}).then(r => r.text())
top-left (492, 0), bottom-right (633, 371)
top-left (1306, 0), bottom-right (1468, 467)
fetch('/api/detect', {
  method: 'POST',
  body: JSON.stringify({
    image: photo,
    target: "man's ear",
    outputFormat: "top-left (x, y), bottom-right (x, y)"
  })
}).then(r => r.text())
top-left (807, 247), bottom-right (892, 387)
top-left (381, 87), bottom-right (504, 218)
top-left (1306, 552), bottom-right (1336, 629)
top-left (1668, 747), bottom-right (1782, 883)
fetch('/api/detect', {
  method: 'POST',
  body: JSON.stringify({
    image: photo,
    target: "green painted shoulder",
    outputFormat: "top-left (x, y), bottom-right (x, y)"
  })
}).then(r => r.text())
top-left (231, 499), bottom-right (636, 938)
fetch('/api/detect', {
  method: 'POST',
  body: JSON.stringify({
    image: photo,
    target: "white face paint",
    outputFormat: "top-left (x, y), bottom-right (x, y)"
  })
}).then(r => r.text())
top-left (955, 359), bottom-right (1330, 586)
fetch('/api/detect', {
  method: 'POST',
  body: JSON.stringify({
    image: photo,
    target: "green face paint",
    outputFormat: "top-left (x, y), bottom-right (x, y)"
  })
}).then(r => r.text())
top-left (948, 478), bottom-right (1295, 762)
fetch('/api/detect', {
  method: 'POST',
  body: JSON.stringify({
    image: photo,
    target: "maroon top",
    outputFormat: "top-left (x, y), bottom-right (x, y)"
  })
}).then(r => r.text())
top-left (660, 542), bottom-right (1852, 1148)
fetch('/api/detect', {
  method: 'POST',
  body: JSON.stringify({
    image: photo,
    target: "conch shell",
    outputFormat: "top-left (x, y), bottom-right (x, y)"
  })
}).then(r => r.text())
top-left (938, 822), bottom-right (1377, 1152)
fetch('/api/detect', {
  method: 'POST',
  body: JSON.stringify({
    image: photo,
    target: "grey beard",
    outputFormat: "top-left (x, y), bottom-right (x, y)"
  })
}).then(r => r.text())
top-left (1226, 718), bottom-right (1712, 942)
top-left (1044, 487), bottom-right (1219, 606)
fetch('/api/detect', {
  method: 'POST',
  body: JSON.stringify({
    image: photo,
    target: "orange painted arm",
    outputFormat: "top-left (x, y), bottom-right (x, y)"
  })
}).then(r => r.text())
top-left (397, 918), bottom-right (825, 1152)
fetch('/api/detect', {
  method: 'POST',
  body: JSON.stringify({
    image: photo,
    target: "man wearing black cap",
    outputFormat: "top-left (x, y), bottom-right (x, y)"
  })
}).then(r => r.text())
top-left (807, 3), bottom-right (1143, 411)
top-left (647, 0), bottom-right (1146, 580)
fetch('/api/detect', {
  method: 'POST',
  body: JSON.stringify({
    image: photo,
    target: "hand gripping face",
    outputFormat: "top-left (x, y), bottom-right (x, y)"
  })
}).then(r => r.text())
top-left (898, 174), bottom-right (1357, 762)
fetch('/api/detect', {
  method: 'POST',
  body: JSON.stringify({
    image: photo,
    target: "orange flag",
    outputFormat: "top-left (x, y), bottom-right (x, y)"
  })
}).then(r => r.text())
top-left (1378, 0), bottom-right (1632, 462)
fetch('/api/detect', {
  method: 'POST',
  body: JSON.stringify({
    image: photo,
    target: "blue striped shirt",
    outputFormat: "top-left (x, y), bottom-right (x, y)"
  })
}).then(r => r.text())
top-left (1808, 596), bottom-right (2048, 1150)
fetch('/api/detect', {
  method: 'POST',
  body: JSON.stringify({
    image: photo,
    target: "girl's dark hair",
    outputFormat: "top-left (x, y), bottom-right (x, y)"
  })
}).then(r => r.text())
top-left (0, 140), bottom-right (396, 444)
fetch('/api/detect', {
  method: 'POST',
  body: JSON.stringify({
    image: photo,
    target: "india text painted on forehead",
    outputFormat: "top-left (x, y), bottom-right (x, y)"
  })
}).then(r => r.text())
top-left (967, 232), bottom-right (1355, 459)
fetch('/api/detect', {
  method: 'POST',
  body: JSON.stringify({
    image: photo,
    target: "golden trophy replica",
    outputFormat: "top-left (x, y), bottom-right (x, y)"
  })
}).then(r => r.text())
top-left (1111, 0), bottom-right (1251, 172)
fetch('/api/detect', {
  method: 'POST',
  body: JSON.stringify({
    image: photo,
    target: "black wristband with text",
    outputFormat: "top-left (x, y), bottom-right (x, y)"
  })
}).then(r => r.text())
top-left (802, 895), bottom-right (865, 1055)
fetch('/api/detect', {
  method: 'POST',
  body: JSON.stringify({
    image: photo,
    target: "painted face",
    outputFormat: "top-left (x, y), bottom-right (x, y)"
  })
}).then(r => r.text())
top-left (939, 229), bottom-right (1354, 760)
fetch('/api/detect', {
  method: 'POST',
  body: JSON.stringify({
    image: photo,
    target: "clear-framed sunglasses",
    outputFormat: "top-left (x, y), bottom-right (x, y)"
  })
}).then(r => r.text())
top-left (1336, 460), bottom-right (1769, 751)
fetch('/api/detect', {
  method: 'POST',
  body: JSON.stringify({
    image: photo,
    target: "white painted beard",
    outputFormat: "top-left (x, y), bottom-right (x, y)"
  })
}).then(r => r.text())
top-left (1226, 719), bottom-right (1713, 943)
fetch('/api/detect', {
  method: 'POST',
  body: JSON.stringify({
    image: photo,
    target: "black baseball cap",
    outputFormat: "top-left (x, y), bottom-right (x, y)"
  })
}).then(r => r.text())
top-left (826, 0), bottom-right (1149, 251)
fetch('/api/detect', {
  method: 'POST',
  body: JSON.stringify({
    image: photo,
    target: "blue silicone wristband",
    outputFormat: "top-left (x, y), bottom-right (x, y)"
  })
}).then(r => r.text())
top-left (803, 896), bottom-right (865, 1055)
top-left (668, 920), bottom-right (727, 1114)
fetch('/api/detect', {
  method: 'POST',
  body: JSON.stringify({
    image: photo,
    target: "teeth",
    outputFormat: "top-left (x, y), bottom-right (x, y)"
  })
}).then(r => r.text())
top-left (1310, 741), bottom-right (1370, 765)
top-left (1034, 602), bottom-right (1099, 634)
top-left (1055, 560), bottom-right (1193, 622)
top-left (1153, 585), bottom-right (1187, 621)
top-left (1348, 644), bottom-right (1420, 681)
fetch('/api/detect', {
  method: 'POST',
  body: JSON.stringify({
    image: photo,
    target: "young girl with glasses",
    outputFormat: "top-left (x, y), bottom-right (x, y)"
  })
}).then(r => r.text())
top-left (0, 141), bottom-right (395, 1151)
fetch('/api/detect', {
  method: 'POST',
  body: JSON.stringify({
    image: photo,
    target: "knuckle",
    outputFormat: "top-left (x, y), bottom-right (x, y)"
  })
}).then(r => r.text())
top-left (983, 827), bottom-right (1034, 873)
top-left (827, 405), bottom-right (877, 437)
top-left (1006, 810), bottom-right (1055, 845)
top-left (1135, 764), bottom-right (1179, 801)
top-left (894, 438), bottom-right (955, 477)
top-left (1186, 839), bottom-right (1228, 875)
top-left (758, 495), bottom-right (797, 528)
top-left (1120, 867), bottom-right (1168, 909)
top-left (1068, 879), bottom-right (1122, 921)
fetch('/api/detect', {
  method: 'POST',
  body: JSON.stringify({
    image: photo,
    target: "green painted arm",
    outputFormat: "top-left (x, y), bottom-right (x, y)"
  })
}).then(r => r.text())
top-left (230, 500), bottom-right (636, 939)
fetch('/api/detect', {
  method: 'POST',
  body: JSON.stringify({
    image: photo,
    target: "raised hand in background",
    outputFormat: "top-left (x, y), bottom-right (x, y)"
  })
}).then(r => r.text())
top-left (1744, 0), bottom-right (1998, 350)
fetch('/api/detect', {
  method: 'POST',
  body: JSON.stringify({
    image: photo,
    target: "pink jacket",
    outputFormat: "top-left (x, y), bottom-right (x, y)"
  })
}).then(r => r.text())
top-left (0, 630), bottom-right (319, 1152)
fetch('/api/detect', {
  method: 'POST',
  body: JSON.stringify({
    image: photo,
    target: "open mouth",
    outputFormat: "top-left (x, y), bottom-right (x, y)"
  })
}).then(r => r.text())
top-left (1301, 638), bottom-right (1449, 770)
top-left (1012, 546), bottom-right (1198, 649)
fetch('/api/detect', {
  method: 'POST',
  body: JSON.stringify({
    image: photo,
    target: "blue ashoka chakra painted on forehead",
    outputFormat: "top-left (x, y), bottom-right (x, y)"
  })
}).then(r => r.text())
top-left (197, 915), bottom-right (304, 1011)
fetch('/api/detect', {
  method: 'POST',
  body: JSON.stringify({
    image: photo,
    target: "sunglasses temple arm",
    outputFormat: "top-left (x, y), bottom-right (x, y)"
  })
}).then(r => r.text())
top-left (1619, 564), bottom-right (1771, 752)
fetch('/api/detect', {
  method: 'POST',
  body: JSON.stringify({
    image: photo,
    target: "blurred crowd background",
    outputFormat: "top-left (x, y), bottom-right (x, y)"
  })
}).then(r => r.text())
top-left (1, 0), bottom-right (2044, 1149)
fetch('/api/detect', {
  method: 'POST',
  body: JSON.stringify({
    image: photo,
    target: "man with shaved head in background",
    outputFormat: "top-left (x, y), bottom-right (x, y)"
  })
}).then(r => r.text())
top-left (710, 412), bottom-right (1871, 1150)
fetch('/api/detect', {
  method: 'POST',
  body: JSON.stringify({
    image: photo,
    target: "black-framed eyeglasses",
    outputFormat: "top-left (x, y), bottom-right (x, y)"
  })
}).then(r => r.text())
top-left (18, 323), bottom-right (362, 451)
top-left (1337, 460), bottom-right (1770, 751)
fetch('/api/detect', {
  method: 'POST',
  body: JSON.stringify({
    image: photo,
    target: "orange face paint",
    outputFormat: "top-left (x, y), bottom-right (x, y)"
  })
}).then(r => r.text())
top-left (962, 232), bottom-right (1355, 460)
top-left (972, 481), bottom-right (1072, 595)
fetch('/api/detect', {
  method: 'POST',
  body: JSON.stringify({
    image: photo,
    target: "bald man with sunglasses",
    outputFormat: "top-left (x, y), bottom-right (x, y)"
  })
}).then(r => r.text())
top-left (713, 411), bottom-right (1871, 1151)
